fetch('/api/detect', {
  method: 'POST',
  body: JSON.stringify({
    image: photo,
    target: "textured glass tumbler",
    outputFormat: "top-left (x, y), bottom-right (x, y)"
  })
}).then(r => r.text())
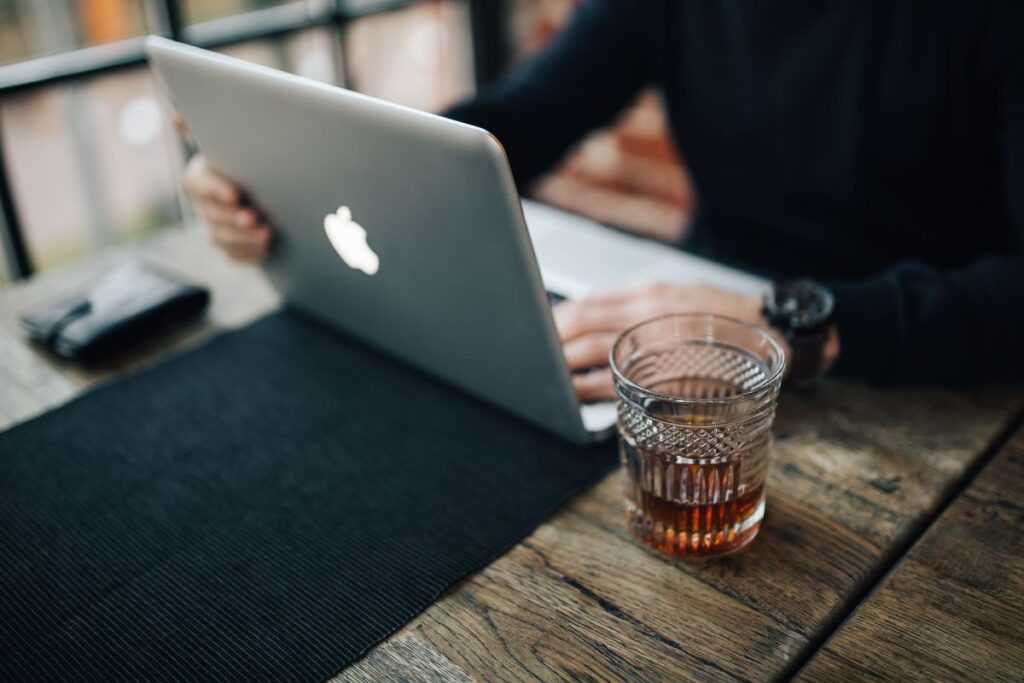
top-left (610, 314), bottom-right (786, 557)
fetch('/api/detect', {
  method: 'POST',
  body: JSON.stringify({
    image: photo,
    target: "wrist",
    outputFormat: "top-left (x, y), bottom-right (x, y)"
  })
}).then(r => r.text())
top-left (761, 279), bottom-right (836, 387)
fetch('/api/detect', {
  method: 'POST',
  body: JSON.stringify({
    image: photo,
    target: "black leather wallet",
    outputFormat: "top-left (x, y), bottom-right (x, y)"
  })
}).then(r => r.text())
top-left (20, 261), bottom-right (209, 363)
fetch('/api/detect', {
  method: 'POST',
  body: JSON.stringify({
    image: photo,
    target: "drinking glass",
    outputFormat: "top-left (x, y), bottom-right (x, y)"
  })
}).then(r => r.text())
top-left (610, 314), bottom-right (786, 557)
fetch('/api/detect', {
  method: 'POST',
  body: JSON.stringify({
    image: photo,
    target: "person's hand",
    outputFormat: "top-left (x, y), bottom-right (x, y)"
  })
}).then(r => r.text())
top-left (553, 283), bottom-right (787, 402)
top-left (182, 155), bottom-right (272, 262)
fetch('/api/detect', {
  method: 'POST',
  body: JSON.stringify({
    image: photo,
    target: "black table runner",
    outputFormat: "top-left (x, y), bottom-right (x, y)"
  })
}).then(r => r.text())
top-left (0, 311), bottom-right (616, 681)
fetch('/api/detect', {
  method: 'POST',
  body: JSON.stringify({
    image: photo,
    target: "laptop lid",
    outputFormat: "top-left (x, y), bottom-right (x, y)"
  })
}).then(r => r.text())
top-left (146, 36), bottom-right (596, 444)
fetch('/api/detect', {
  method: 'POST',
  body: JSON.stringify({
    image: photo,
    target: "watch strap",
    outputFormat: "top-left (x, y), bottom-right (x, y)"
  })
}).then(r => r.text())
top-left (762, 279), bottom-right (835, 387)
top-left (786, 327), bottom-right (828, 387)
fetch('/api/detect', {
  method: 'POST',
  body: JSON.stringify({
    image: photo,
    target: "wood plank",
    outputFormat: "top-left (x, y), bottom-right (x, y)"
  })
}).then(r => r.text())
top-left (411, 513), bottom-right (792, 681)
top-left (2, 227), bottom-right (1021, 680)
top-left (331, 634), bottom-right (472, 683)
top-left (797, 425), bottom-right (1024, 682)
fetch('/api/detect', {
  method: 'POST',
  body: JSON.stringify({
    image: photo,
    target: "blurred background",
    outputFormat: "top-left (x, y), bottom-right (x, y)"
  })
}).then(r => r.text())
top-left (0, 0), bottom-right (694, 286)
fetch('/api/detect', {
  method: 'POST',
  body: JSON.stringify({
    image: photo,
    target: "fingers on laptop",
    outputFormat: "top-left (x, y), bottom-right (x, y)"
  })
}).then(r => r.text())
top-left (564, 333), bottom-right (619, 401)
top-left (184, 156), bottom-right (238, 204)
top-left (553, 295), bottom-right (657, 343)
top-left (556, 299), bottom-right (634, 402)
top-left (554, 283), bottom-right (724, 343)
top-left (572, 369), bottom-right (615, 402)
top-left (563, 332), bottom-right (619, 372)
top-left (554, 284), bottom-right (693, 402)
top-left (199, 201), bottom-right (247, 227)
top-left (183, 155), bottom-right (271, 262)
top-left (206, 209), bottom-right (271, 262)
top-left (210, 223), bottom-right (271, 261)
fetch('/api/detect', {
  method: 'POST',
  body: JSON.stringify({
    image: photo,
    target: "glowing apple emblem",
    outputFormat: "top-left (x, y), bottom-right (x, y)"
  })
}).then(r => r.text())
top-left (323, 205), bottom-right (379, 275)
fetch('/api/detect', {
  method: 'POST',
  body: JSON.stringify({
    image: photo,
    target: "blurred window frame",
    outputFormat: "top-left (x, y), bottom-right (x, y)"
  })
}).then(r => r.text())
top-left (0, 0), bottom-right (507, 280)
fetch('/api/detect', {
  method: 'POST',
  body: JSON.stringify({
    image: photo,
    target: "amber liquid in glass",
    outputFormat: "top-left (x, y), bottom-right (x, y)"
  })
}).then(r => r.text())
top-left (620, 378), bottom-right (769, 557)
top-left (622, 441), bottom-right (765, 557)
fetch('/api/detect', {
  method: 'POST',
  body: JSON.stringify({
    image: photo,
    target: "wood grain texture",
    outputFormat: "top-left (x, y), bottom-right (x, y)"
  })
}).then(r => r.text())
top-left (331, 634), bottom-right (473, 683)
top-left (2, 227), bottom-right (1021, 681)
top-left (797, 426), bottom-right (1024, 682)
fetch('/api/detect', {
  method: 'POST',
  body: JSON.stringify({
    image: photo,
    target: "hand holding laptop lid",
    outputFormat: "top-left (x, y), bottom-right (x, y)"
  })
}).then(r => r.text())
top-left (183, 154), bottom-right (272, 263)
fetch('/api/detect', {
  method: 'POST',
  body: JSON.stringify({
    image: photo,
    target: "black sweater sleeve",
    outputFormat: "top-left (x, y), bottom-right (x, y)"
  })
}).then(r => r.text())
top-left (827, 22), bottom-right (1024, 386)
top-left (444, 0), bottom-right (652, 188)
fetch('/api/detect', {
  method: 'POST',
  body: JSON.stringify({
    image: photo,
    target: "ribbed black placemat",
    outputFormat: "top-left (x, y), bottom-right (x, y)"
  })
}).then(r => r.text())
top-left (0, 310), bottom-right (616, 681)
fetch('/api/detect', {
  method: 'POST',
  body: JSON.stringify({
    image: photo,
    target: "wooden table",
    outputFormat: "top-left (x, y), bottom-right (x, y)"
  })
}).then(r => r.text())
top-left (799, 425), bottom-right (1024, 682)
top-left (2, 226), bottom-right (1022, 682)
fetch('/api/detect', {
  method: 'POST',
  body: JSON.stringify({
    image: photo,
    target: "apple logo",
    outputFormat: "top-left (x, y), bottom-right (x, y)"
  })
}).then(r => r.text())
top-left (323, 205), bottom-right (379, 275)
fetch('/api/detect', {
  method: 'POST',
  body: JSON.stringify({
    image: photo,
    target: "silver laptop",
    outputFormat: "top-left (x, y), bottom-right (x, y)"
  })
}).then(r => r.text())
top-left (146, 36), bottom-right (767, 444)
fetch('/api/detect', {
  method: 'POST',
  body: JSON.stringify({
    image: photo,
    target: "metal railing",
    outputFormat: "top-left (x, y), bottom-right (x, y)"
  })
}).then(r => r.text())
top-left (0, 0), bottom-right (506, 280)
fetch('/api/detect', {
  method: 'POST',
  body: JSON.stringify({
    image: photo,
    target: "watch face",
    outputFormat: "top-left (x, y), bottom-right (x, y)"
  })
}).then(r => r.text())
top-left (771, 279), bottom-right (835, 331)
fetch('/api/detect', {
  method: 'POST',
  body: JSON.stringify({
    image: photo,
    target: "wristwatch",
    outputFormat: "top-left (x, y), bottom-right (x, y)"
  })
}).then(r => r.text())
top-left (762, 279), bottom-right (836, 387)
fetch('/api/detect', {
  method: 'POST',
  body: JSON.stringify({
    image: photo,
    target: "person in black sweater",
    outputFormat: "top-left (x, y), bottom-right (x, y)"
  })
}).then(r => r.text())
top-left (183, 0), bottom-right (1024, 398)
